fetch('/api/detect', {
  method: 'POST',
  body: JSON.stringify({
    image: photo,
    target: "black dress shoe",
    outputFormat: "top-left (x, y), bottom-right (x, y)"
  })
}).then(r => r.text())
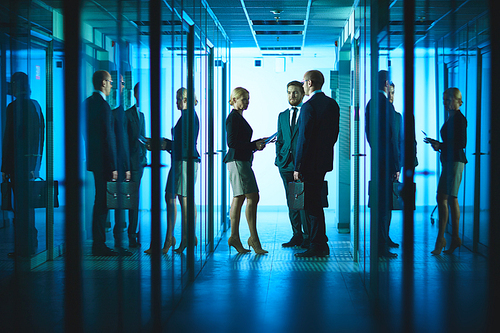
top-left (300, 239), bottom-right (311, 249)
top-left (129, 238), bottom-right (140, 248)
top-left (93, 247), bottom-right (119, 256)
top-left (115, 247), bottom-right (133, 256)
top-left (388, 238), bottom-right (400, 248)
top-left (282, 236), bottom-right (303, 248)
top-left (379, 250), bottom-right (398, 258)
top-left (295, 245), bottom-right (329, 258)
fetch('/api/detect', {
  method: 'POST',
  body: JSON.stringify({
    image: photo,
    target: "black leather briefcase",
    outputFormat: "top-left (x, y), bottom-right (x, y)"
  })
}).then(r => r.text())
top-left (106, 181), bottom-right (138, 209)
top-left (368, 180), bottom-right (415, 210)
top-left (287, 181), bottom-right (329, 210)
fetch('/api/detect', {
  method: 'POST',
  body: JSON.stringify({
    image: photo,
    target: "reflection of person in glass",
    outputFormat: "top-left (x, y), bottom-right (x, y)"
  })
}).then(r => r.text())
top-left (144, 88), bottom-right (200, 254)
top-left (111, 74), bottom-right (132, 255)
top-left (124, 82), bottom-right (147, 248)
top-left (224, 87), bottom-right (268, 254)
top-left (1, 72), bottom-right (45, 257)
top-left (85, 70), bottom-right (128, 256)
top-left (425, 87), bottom-right (467, 255)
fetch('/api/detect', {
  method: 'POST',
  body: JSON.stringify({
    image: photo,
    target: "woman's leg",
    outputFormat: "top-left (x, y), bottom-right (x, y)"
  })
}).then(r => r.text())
top-left (444, 196), bottom-right (462, 253)
top-left (165, 191), bottom-right (177, 246)
top-left (245, 192), bottom-right (267, 253)
top-left (175, 195), bottom-right (198, 252)
top-left (228, 195), bottom-right (250, 253)
top-left (431, 193), bottom-right (449, 254)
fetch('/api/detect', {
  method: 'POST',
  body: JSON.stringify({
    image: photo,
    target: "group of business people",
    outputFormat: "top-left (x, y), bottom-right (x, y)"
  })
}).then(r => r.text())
top-left (225, 70), bottom-right (340, 257)
top-left (85, 70), bottom-right (146, 256)
top-left (365, 70), bottom-right (466, 257)
top-left (227, 68), bottom-right (467, 259)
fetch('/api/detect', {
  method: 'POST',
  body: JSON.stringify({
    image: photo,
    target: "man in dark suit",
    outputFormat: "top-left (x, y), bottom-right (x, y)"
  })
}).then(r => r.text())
top-left (111, 75), bottom-right (131, 251)
top-left (365, 70), bottom-right (400, 258)
top-left (2, 72), bottom-right (44, 257)
top-left (85, 70), bottom-right (129, 256)
top-left (124, 82), bottom-right (147, 247)
top-left (294, 70), bottom-right (340, 257)
top-left (275, 80), bottom-right (310, 248)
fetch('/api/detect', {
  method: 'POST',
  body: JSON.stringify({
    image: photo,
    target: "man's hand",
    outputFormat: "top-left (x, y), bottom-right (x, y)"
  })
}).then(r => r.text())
top-left (125, 171), bottom-right (131, 181)
top-left (394, 171), bottom-right (400, 181)
top-left (2, 172), bottom-right (7, 182)
top-left (112, 171), bottom-right (118, 180)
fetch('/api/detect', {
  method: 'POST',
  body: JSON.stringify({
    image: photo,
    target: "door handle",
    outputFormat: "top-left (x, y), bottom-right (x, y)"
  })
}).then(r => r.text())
top-left (352, 154), bottom-right (366, 157)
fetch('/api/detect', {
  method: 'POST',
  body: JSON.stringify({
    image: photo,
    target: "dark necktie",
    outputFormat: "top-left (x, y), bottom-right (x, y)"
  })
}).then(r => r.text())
top-left (291, 107), bottom-right (298, 132)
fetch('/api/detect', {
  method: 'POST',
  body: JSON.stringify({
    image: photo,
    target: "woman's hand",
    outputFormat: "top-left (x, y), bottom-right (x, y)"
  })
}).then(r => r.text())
top-left (255, 139), bottom-right (267, 151)
top-left (423, 137), bottom-right (440, 151)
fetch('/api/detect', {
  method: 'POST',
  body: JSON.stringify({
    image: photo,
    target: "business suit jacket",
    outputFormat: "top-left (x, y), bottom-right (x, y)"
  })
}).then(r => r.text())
top-left (125, 105), bottom-right (147, 171)
top-left (365, 91), bottom-right (399, 176)
top-left (112, 105), bottom-right (130, 174)
top-left (223, 110), bottom-right (257, 163)
top-left (275, 107), bottom-right (300, 170)
top-left (1, 97), bottom-right (45, 177)
top-left (294, 92), bottom-right (340, 177)
top-left (172, 109), bottom-right (201, 162)
top-left (85, 92), bottom-right (117, 174)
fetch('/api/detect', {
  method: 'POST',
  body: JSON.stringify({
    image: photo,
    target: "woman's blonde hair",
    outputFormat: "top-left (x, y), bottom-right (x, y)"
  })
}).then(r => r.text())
top-left (229, 87), bottom-right (249, 106)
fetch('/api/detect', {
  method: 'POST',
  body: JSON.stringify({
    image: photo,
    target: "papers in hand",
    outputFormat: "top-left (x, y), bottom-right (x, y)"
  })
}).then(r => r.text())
top-left (264, 132), bottom-right (278, 144)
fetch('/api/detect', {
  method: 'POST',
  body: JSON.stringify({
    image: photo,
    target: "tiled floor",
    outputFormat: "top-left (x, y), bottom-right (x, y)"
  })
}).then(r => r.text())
top-left (0, 207), bottom-right (490, 332)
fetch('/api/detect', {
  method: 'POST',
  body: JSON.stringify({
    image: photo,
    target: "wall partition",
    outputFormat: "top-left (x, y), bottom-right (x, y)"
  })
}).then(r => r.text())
top-left (1, 0), bottom-right (230, 331)
top-left (349, 0), bottom-right (490, 307)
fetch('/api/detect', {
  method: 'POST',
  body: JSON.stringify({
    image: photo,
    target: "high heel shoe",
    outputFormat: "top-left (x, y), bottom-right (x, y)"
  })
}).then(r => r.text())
top-left (248, 237), bottom-right (268, 254)
top-left (174, 236), bottom-right (198, 254)
top-left (431, 237), bottom-right (446, 255)
top-left (228, 237), bottom-right (251, 254)
top-left (444, 237), bottom-right (461, 254)
top-left (162, 237), bottom-right (176, 254)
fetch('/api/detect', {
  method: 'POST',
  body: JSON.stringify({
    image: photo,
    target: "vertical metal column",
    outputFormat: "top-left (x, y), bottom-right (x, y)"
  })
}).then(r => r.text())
top-left (46, 40), bottom-right (54, 261)
top-left (403, 0), bottom-right (415, 332)
top-left (149, 0), bottom-right (162, 330)
top-left (488, 1), bottom-right (500, 330)
top-left (208, 48), bottom-right (215, 252)
top-left (369, 0), bottom-right (381, 298)
top-left (221, 61), bottom-right (227, 231)
top-left (187, 24), bottom-right (195, 281)
top-left (63, 0), bottom-right (83, 331)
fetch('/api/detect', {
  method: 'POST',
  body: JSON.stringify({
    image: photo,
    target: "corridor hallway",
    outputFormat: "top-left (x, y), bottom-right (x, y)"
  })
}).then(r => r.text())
top-left (0, 207), bottom-right (489, 332)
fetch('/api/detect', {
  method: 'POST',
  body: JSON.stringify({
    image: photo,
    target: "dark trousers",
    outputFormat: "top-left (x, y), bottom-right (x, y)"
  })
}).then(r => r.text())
top-left (279, 168), bottom-right (310, 239)
top-left (92, 170), bottom-right (109, 250)
top-left (12, 178), bottom-right (37, 256)
top-left (112, 168), bottom-right (144, 244)
top-left (377, 177), bottom-right (392, 252)
top-left (303, 171), bottom-right (328, 247)
top-left (127, 168), bottom-right (143, 239)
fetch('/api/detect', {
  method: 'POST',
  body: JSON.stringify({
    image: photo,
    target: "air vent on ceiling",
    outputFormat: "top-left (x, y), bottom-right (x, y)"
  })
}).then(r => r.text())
top-left (261, 47), bottom-right (301, 51)
top-left (261, 53), bottom-right (301, 56)
top-left (252, 20), bottom-right (304, 26)
top-left (133, 20), bottom-right (182, 26)
top-left (140, 31), bottom-right (187, 36)
top-left (255, 31), bottom-right (302, 35)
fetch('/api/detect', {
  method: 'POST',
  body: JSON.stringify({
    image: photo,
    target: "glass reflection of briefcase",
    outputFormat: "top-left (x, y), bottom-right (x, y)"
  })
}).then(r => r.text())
top-left (287, 181), bottom-right (328, 210)
top-left (106, 181), bottom-right (138, 209)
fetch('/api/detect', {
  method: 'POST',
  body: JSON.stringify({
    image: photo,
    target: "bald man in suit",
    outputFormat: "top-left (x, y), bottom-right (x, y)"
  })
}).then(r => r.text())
top-left (294, 70), bottom-right (340, 257)
top-left (275, 80), bottom-right (310, 249)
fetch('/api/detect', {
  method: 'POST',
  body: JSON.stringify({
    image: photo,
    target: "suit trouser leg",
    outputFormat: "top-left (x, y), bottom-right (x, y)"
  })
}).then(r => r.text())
top-left (12, 179), bottom-right (38, 256)
top-left (303, 172), bottom-right (328, 247)
top-left (92, 171), bottom-right (109, 250)
top-left (279, 168), bottom-right (309, 239)
top-left (128, 168), bottom-right (144, 240)
top-left (377, 178), bottom-right (392, 252)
